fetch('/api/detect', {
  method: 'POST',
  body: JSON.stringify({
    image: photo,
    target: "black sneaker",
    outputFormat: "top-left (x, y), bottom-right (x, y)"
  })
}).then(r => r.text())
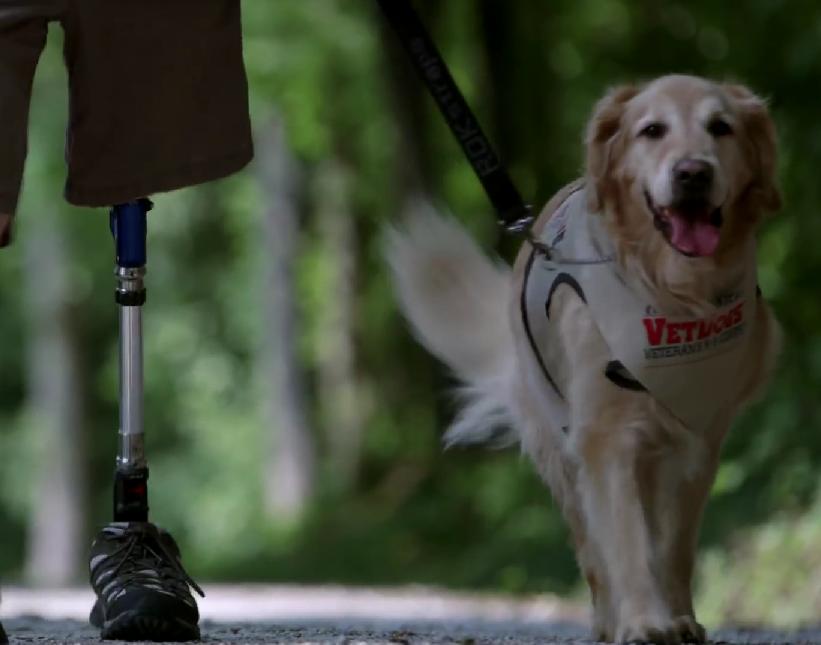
top-left (0, 619), bottom-right (7, 644)
top-left (89, 522), bottom-right (204, 641)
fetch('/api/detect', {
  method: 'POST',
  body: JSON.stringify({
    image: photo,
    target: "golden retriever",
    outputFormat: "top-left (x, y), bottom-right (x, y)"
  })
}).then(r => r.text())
top-left (386, 75), bottom-right (781, 643)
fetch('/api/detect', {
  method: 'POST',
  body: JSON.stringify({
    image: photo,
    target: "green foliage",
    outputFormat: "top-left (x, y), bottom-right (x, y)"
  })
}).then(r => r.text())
top-left (1, 0), bottom-right (820, 628)
top-left (696, 487), bottom-right (821, 626)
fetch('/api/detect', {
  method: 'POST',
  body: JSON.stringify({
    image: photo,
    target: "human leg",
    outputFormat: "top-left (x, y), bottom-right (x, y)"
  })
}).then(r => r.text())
top-left (52, 3), bottom-right (253, 640)
top-left (87, 200), bottom-right (204, 642)
top-left (0, 7), bottom-right (58, 640)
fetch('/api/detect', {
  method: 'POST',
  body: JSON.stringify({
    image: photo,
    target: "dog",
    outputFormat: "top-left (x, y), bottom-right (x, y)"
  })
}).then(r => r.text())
top-left (385, 75), bottom-right (781, 644)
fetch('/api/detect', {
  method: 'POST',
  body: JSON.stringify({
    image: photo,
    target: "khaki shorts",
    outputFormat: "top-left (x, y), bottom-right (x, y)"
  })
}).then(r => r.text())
top-left (0, 0), bottom-right (254, 215)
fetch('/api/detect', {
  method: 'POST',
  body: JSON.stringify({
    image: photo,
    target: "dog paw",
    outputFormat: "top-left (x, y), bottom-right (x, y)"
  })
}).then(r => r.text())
top-left (672, 615), bottom-right (706, 643)
top-left (592, 624), bottom-right (612, 642)
top-left (616, 615), bottom-right (682, 644)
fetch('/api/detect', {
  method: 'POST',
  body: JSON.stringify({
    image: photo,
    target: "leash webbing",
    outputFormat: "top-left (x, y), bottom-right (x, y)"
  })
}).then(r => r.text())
top-left (376, 0), bottom-right (535, 236)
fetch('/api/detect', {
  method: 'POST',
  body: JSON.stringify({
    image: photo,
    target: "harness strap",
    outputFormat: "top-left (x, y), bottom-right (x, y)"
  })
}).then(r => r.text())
top-left (375, 0), bottom-right (533, 233)
top-left (604, 361), bottom-right (646, 392)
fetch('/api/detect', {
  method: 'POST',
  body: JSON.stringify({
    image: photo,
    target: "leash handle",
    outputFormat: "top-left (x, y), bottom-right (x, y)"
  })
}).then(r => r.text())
top-left (376, 0), bottom-right (533, 232)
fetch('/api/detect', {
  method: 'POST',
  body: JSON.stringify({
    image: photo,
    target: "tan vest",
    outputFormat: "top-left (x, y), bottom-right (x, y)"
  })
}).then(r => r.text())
top-left (521, 187), bottom-right (757, 433)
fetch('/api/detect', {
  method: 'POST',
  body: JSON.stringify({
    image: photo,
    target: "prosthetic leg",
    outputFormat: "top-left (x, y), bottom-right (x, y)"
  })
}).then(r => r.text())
top-left (111, 199), bottom-right (151, 521)
top-left (88, 199), bottom-right (202, 642)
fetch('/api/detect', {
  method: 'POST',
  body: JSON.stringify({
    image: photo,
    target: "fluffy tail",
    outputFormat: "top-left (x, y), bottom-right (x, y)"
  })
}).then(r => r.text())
top-left (384, 202), bottom-right (518, 446)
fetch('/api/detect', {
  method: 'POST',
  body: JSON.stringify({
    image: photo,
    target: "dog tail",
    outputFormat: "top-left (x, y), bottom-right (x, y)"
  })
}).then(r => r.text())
top-left (384, 201), bottom-right (518, 447)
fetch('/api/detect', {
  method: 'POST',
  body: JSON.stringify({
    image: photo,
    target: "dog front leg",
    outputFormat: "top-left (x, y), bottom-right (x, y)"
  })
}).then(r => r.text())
top-left (573, 418), bottom-right (682, 644)
top-left (651, 429), bottom-right (726, 643)
top-left (652, 464), bottom-right (711, 644)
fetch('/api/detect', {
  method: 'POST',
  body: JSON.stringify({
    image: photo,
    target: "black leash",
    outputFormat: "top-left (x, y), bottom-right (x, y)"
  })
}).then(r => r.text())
top-left (376, 0), bottom-right (541, 243)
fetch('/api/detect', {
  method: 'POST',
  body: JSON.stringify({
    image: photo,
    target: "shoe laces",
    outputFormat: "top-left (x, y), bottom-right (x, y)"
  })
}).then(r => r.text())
top-left (101, 524), bottom-right (205, 598)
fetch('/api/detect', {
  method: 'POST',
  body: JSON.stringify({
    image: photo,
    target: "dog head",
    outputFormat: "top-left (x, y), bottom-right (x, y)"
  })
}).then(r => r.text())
top-left (585, 75), bottom-right (779, 260)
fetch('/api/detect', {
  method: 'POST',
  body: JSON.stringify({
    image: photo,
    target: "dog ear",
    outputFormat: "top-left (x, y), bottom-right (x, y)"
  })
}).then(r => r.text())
top-left (723, 83), bottom-right (782, 213)
top-left (585, 84), bottom-right (640, 212)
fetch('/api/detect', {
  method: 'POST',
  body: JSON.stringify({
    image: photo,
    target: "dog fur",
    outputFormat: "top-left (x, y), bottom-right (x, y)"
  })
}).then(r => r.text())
top-left (385, 75), bottom-right (782, 643)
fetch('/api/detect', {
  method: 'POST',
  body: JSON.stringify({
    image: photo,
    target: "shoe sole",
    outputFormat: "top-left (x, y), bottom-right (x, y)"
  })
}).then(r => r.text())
top-left (99, 610), bottom-right (200, 642)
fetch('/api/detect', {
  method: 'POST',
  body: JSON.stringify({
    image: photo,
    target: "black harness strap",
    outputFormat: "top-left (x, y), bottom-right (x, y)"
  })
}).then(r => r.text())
top-left (604, 361), bottom-right (646, 392)
top-left (376, 0), bottom-right (533, 233)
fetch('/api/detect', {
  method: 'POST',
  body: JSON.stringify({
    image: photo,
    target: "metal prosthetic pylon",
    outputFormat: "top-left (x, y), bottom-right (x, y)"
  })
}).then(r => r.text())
top-left (110, 199), bottom-right (152, 522)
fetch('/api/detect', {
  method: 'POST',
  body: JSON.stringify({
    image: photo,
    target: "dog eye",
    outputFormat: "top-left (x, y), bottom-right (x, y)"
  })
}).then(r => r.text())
top-left (639, 123), bottom-right (667, 139)
top-left (707, 119), bottom-right (733, 137)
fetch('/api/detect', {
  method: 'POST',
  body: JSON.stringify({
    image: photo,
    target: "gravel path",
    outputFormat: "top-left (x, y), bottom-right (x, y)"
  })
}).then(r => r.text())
top-left (7, 616), bottom-right (821, 644)
top-left (3, 586), bottom-right (819, 644)
top-left (6, 615), bottom-right (579, 644)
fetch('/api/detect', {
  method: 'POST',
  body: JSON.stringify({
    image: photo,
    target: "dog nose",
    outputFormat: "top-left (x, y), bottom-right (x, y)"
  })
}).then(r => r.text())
top-left (673, 159), bottom-right (714, 193)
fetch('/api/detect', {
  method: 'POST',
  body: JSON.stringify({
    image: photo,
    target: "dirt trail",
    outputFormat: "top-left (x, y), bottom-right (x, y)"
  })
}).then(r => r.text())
top-left (2, 585), bottom-right (818, 644)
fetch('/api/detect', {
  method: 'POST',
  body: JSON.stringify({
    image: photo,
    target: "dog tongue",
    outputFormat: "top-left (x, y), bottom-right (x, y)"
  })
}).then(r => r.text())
top-left (667, 210), bottom-right (720, 257)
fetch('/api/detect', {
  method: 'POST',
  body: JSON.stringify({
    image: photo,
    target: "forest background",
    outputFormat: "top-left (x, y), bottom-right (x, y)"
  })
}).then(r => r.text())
top-left (1, 0), bottom-right (819, 628)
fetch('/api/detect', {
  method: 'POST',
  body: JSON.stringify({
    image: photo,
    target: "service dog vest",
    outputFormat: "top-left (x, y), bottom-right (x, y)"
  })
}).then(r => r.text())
top-left (521, 186), bottom-right (757, 434)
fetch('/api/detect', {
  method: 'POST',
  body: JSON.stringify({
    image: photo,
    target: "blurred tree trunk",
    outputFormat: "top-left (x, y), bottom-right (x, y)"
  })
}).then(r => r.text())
top-left (22, 209), bottom-right (87, 585)
top-left (315, 159), bottom-right (361, 489)
top-left (379, 3), bottom-right (456, 438)
top-left (257, 117), bottom-right (316, 521)
top-left (378, 4), bottom-right (436, 197)
top-left (478, 0), bottom-right (564, 203)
